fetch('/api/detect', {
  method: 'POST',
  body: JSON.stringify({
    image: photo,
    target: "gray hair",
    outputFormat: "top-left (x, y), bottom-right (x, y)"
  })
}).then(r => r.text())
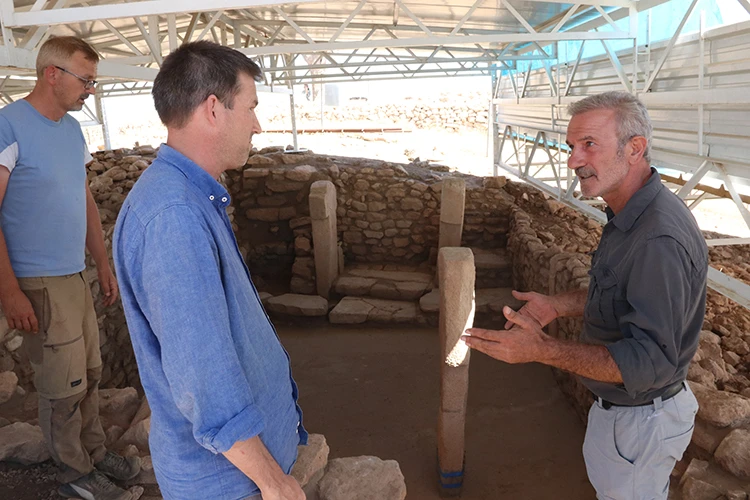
top-left (36, 36), bottom-right (99, 78)
top-left (568, 91), bottom-right (652, 163)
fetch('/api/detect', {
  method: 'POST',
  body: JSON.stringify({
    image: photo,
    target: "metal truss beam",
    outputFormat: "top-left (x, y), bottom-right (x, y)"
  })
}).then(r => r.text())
top-left (241, 31), bottom-right (631, 57)
top-left (708, 267), bottom-right (750, 310)
top-left (6, 0), bottom-right (321, 27)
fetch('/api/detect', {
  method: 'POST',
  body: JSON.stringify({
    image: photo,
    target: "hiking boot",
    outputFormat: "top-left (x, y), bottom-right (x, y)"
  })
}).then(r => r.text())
top-left (95, 451), bottom-right (141, 481)
top-left (58, 470), bottom-right (133, 500)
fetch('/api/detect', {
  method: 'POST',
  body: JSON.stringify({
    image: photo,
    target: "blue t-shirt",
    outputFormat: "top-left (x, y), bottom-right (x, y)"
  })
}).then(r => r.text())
top-left (0, 99), bottom-right (92, 277)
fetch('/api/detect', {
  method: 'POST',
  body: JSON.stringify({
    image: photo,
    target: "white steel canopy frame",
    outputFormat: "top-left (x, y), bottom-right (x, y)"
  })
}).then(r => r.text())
top-left (0, 0), bottom-right (645, 96)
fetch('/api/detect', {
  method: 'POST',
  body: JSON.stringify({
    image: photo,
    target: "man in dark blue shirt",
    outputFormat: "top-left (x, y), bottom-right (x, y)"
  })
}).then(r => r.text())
top-left (114, 42), bottom-right (306, 500)
top-left (464, 91), bottom-right (707, 499)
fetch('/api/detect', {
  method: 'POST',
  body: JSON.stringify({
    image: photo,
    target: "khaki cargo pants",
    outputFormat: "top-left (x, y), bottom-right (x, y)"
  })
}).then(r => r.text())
top-left (18, 272), bottom-right (107, 483)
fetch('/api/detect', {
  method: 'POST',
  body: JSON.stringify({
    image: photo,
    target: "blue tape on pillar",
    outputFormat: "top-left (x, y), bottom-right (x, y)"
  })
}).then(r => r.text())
top-left (439, 469), bottom-right (464, 488)
top-left (439, 470), bottom-right (464, 478)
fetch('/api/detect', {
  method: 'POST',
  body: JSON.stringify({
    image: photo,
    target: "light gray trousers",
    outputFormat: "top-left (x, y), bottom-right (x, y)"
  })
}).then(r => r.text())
top-left (583, 384), bottom-right (698, 500)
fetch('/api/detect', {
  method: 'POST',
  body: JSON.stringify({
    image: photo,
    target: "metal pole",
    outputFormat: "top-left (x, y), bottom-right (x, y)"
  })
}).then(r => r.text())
top-left (289, 85), bottom-right (299, 151)
top-left (94, 93), bottom-right (111, 151)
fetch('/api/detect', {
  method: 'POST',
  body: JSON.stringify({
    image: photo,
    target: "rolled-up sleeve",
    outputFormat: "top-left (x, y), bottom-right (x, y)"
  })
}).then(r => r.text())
top-left (137, 204), bottom-right (264, 453)
top-left (607, 236), bottom-right (693, 398)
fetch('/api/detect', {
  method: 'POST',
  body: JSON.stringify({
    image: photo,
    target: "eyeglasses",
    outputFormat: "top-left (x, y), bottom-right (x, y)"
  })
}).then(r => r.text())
top-left (54, 65), bottom-right (97, 90)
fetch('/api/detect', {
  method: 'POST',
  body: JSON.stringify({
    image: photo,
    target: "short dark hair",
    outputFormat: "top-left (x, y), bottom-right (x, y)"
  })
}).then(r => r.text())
top-left (153, 41), bottom-right (263, 128)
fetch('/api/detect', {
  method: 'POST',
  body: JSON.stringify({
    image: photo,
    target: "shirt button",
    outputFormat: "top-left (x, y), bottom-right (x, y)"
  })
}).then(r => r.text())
top-left (221, 197), bottom-right (228, 202)
top-left (209, 195), bottom-right (215, 201)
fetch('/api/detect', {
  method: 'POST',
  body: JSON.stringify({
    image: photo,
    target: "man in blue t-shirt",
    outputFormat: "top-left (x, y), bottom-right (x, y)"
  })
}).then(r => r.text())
top-left (0, 37), bottom-right (140, 500)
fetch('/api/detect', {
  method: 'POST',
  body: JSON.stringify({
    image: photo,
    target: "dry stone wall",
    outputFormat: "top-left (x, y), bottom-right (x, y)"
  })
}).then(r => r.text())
top-left (226, 148), bottom-right (514, 295)
top-left (265, 95), bottom-right (490, 132)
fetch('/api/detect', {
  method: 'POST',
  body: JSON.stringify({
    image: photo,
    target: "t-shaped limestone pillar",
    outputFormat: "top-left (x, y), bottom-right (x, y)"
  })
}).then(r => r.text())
top-left (309, 180), bottom-right (339, 299)
top-left (438, 178), bottom-right (466, 250)
top-left (437, 247), bottom-right (475, 496)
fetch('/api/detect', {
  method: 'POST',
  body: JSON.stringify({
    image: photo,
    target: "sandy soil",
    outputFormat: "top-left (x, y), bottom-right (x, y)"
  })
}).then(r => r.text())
top-left (282, 324), bottom-right (595, 500)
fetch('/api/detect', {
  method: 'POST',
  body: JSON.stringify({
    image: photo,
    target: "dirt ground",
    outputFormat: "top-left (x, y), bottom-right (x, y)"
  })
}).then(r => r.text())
top-left (0, 324), bottom-right (595, 500)
top-left (282, 324), bottom-right (595, 500)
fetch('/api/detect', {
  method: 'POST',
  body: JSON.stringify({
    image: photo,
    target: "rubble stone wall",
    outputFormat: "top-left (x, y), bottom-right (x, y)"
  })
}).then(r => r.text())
top-left (227, 147), bottom-right (514, 294)
top-left (265, 99), bottom-right (490, 131)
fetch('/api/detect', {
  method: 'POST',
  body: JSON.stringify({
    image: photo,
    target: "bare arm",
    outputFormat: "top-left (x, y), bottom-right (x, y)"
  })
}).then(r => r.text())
top-left (506, 289), bottom-right (588, 329)
top-left (466, 306), bottom-right (623, 384)
top-left (85, 182), bottom-right (118, 306)
top-left (550, 290), bottom-right (588, 318)
top-left (0, 166), bottom-right (38, 332)
top-left (223, 436), bottom-right (304, 500)
top-left (85, 182), bottom-right (108, 269)
top-left (537, 336), bottom-right (623, 384)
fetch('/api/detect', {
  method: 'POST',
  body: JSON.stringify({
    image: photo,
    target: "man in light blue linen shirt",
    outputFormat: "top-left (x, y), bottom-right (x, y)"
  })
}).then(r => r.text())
top-left (114, 41), bottom-right (307, 500)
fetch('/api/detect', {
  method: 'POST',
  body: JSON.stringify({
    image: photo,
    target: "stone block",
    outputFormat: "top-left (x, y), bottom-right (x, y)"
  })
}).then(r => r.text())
top-left (715, 429), bottom-right (750, 478)
top-left (0, 371), bottom-right (18, 404)
top-left (99, 387), bottom-right (140, 428)
top-left (439, 179), bottom-right (466, 226)
top-left (266, 294), bottom-right (329, 317)
top-left (690, 382), bottom-right (750, 428)
top-left (0, 422), bottom-right (50, 465)
top-left (318, 456), bottom-right (406, 500)
top-left (291, 433), bottom-right (329, 488)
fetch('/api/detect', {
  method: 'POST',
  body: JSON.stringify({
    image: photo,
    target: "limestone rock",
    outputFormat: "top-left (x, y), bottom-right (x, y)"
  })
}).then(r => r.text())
top-left (119, 417), bottom-right (151, 453)
top-left (680, 459), bottom-right (710, 486)
top-left (419, 289), bottom-right (440, 313)
top-left (688, 363), bottom-right (716, 387)
top-left (0, 422), bottom-right (50, 465)
top-left (680, 475), bottom-right (723, 500)
top-left (105, 425), bottom-right (126, 448)
top-left (725, 491), bottom-right (749, 500)
top-left (4, 335), bottom-right (22, 352)
top-left (483, 176), bottom-right (507, 189)
top-left (334, 276), bottom-right (375, 297)
top-left (0, 370), bottom-right (18, 404)
top-left (690, 382), bottom-right (750, 428)
top-left (99, 387), bottom-right (140, 427)
top-left (266, 294), bottom-right (329, 317)
top-left (285, 165), bottom-right (317, 182)
top-left (291, 434), bottom-right (329, 488)
top-left (723, 336), bottom-right (750, 356)
top-left (318, 456), bottom-right (406, 500)
top-left (691, 419), bottom-right (725, 455)
top-left (258, 292), bottom-right (273, 305)
top-left (130, 398), bottom-right (151, 428)
top-left (715, 429), bottom-right (750, 477)
top-left (329, 297), bottom-right (374, 324)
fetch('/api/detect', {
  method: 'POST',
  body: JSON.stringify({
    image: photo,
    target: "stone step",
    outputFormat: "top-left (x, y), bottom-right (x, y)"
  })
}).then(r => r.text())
top-left (419, 288), bottom-right (523, 315)
top-left (470, 248), bottom-right (513, 289)
top-left (329, 297), bottom-right (426, 325)
top-left (265, 294), bottom-right (329, 317)
top-left (471, 247), bottom-right (511, 270)
top-left (334, 266), bottom-right (434, 301)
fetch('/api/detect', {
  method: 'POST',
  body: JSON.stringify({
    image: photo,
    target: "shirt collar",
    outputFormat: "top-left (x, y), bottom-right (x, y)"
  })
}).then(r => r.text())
top-left (156, 144), bottom-right (231, 209)
top-left (606, 167), bottom-right (663, 232)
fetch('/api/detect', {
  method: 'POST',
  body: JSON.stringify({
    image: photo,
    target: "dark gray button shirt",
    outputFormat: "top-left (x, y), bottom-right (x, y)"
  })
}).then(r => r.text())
top-left (580, 168), bottom-right (708, 405)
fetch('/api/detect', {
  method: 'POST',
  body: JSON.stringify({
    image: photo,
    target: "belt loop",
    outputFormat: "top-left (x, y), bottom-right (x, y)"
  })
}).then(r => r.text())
top-left (653, 396), bottom-right (663, 410)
